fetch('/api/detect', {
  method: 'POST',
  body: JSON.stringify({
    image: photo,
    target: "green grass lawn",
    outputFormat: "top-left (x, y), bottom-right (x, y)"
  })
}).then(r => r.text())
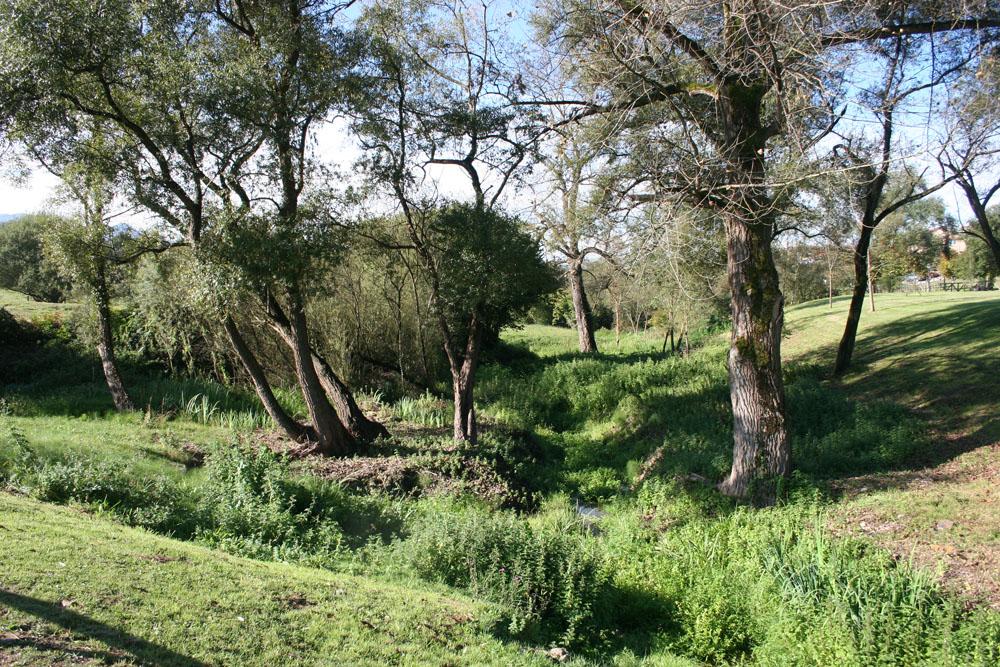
top-left (0, 288), bottom-right (78, 320)
top-left (4, 412), bottom-right (224, 479)
top-left (2, 290), bottom-right (999, 664)
top-left (783, 291), bottom-right (1000, 608)
top-left (785, 291), bottom-right (1000, 445)
top-left (0, 493), bottom-right (552, 666)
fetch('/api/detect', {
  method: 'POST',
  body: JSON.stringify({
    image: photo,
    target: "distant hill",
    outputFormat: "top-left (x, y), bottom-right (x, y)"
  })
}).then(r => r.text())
top-left (0, 213), bottom-right (23, 223)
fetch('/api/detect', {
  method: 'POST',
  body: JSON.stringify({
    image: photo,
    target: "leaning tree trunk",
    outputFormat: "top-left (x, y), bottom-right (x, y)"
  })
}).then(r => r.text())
top-left (312, 352), bottom-right (391, 443)
top-left (834, 222), bottom-right (875, 375)
top-left (715, 81), bottom-right (790, 501)
top-left (286, 296), bottom-right (355, 456)
top-left (264, 292), bottom-right (388, 443)
top-left (94, 278), bottom-right (133, 412)
top-left (568, 259), bottom-right (598, 353)
top-left (222, 315), bottom-right (309, 442)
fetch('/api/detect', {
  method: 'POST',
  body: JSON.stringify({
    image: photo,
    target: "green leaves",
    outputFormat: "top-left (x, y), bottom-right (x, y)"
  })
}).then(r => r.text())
top-left (426, 203), bottom-right (560, 336)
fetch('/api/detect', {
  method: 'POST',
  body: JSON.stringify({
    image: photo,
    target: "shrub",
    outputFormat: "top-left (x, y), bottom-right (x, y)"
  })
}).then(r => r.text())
top-left (196, 444), bottom-right (347, 565)
top-left (4, 450), bottom-right (197, 536)
top-left (564, 467), bottom-right (623, 503)
top-left (400, 505), bottom-right (610, 645)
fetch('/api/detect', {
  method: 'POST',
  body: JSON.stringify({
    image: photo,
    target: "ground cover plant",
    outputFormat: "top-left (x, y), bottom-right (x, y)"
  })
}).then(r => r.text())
top-left (2, 291), bottom-right (999, 664)
top-left (3, 0), bottom-right (1000, 662)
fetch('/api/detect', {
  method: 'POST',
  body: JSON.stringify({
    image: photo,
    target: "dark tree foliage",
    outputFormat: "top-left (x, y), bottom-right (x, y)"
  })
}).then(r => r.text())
top-left (0, 215), bottom-right (71, 303)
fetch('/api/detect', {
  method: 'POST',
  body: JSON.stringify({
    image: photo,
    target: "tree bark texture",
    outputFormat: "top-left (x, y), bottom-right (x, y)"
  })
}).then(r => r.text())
top-left (717, 214), bottom-right (790, 499)
top-left (568, 259), bottom-right (598, 353)
top-left (312, 352), bottom-right (391, 443)
top-left (449, 320), bottom-right (481, 443)
top-left (715, 81), bottom-right (790, 500)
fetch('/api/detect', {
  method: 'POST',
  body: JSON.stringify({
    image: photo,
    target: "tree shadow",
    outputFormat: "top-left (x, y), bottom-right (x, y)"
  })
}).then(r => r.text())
top-left (789, 298), bottom-right (1000, 484)
top-left (0, 589), bottom-right (207, 666)
top-left (483, 299), bottom-right (1000, 503)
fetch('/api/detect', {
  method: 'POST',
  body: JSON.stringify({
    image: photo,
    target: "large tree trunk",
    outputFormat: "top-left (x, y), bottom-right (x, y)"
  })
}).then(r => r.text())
top-left (222, 315), bottom-right (309, 441)
top-left (286, 296), bottom-right (355, 456)
top-left (834, 223), bottom-right (874, 375)
top-left (715, 82), bottom-right (790, 500)
top-left (568, 259), bottom-right (598, 353)
top-left (94, 279), bottom-right (133, 412)
top-left (264, 292), bottom-right (388, 443)
top-left (312, 352), bottom-right (391, 443)
top-left (717, 215), bottom-right (790, 499)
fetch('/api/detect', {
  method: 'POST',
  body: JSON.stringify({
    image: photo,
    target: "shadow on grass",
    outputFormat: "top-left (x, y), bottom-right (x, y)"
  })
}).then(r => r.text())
top-left (793, 298), bottom-right (1000, 467)
top-left (0, 589), bottom-right (207, 666)
top-left (483, 299), bottom-right (1000, 503)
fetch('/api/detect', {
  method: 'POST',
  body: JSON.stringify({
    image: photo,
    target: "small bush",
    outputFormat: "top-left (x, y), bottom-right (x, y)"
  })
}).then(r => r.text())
top-left (564, 467), bottom-right (623, 503)
top-left (400, 505), bottom-right (610, 645)
top-left (196, 444), bottom-right (347, 565)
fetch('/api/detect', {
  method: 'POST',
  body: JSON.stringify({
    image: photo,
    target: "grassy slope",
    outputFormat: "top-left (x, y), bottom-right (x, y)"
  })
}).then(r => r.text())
top-left (3, 291), bottom-right (998, 662)
top-left (0, 301), bottom-right (563, 666)
top-left (783, 291), bottom-right (1000, 607)
top-left (0, 493), bottom-right (550, 666)
top-left (784, 291), bottom-right (1000, 445)
top-left (0, 288), bottom-right (77, 320)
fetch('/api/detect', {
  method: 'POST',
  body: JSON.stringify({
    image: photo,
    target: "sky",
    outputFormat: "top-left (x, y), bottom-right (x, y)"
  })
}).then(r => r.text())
top-left (0, 1), bottom-right (986, 230)
top-left (0, 168), bottom-right (63, 218)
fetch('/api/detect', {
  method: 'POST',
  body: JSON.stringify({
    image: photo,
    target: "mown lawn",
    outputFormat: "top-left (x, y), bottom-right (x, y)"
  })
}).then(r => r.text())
top-left (785, 291), bottom-right (1000, 445)
top-left (0, 288), bottom-right (77, 320)
top-left (0, 493), bottom-right (553, 666)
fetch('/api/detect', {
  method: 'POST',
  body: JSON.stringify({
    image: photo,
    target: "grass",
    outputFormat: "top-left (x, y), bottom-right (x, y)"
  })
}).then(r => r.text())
top-left (785, 291), bottom-right (1000, 446)
top-left (504, 324), bottom-right (668, 358)
top-left (2, 412), bottom-right (220, 479)
top-left (0, 493), bottom-right (552, 666)
top-left (783, 291), bottom-right (1000, 607)
top-left (0, 288), bottom-right (77, 320)
top-left (2, 290), bottom-right (999, 664)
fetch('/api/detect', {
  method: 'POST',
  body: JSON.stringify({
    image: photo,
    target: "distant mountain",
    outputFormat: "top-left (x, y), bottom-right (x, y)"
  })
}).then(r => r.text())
top-left (0, 213), bottom-right (23, 223)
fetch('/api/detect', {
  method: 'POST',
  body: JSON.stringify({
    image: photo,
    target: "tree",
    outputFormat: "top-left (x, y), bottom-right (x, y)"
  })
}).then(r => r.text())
top-left (939, 54), bottom-right (1000, 271)
top-left (356, 0), bottom-right (545, 442)
top-left (44, 166), bottom-right (141, 412)
top-left (541, 0), bottom-right (998, 498)
top-left (531, 122), bottom-right (621, 353)
top-left (951, 209), bottom-right (1000, 282)
top-left (831, 35), bottom-right (965, 375)
top-left (0, 0), bottom-right (388, 452)
top-left (0, 215), bottom-right (71, 302)
top-left (869, 197), bottom-right (951, 291)
top-left (424, 203), bottom-right (558, 440)
top-left (0, 0), bottom-right (303, 438)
